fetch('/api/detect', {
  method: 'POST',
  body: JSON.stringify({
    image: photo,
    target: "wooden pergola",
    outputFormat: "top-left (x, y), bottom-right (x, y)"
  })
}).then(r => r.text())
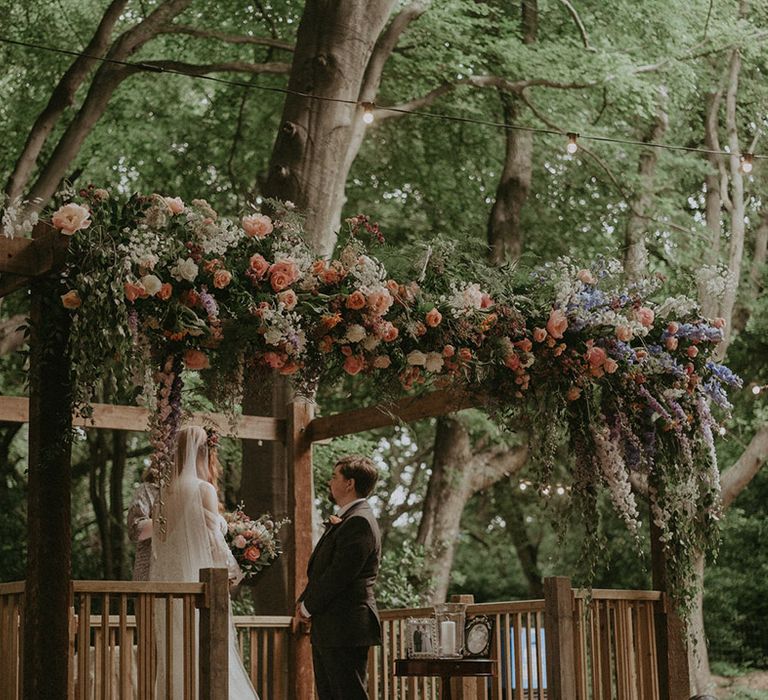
top-left (0, 226), bottom-right (691, 699)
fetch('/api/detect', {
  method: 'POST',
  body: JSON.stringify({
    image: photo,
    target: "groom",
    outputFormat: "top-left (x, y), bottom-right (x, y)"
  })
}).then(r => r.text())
top-left (295, 454), bottom-right (382, 699)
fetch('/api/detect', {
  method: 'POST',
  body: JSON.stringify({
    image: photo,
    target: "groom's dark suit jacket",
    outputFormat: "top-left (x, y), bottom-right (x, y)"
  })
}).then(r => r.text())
top-left (299, 500), bottom-right (382, 647)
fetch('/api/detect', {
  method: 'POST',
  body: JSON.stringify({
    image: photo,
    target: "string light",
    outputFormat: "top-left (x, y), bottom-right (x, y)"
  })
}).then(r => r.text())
top-left (718, 426), bottom-right (727, 436)
top-left (1, 35), bottom-right (766, 164)
top-left (752, 384), bottom-right (766, 395)
top-left (361, 102), bottom-right (375, 124)
top-left (740, 153), bottom-right (754, 173)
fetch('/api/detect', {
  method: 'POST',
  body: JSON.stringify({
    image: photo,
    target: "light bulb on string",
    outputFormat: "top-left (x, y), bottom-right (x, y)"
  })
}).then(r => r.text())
top-left (740, 153), bottom-right (754, 173)
top-left (718, 426), bottom-right (727, 436)
top-left (566, 132), bottom-right (579, 155)
top-left (361, 102), bottom-right (375, 124)
top-left (753, 384), bottom-right (766, 395)
top-left (556, 486), bottom-right (566, 496)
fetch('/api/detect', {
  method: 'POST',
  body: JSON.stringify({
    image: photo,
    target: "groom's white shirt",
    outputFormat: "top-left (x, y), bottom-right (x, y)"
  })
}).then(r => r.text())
top-left (300, 498), bottom-right (366, 618)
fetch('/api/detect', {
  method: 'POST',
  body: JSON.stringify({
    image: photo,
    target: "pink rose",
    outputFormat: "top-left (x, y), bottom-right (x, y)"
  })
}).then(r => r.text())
top-left (585, 346), bottom-right (607, 368)
top-left (164, 197), bottom-right (185, 215)
top-left (425, 308), bottom-right (443, 328)
top-left (213, 269), bottom-right (232, 289)
top-left (157, 282), bottom-right (173, 300)
top-left (504, 354), bottom-right (521, 370)
top-left (615, 325), bottom-right (633, 342)
top-left (51, 203), bottom-right (91, 235)
top-left (667, 322), bottom-right (679, 335)
top-left (381, 323), bottom-right (399, 342)
top-left (367, 289), bottom-right (393, 316)
top-left (346, 290), bottom-right (366, 310)
top-left (687, 346), bottom-right (699, 358)
top-left (124, 281), bottom-right (146, 302)
top-left (232, 535), bottom-right (247, 549)
top-left (604, 358), bottom-right (619, 374)
top-left (244, 546), bottom-right (261, 562)
top-left (60, 290), bottom-right (81, 309)
top-left (269, 260), bottom-right (299, 292)
top-left (515, 338), bottom-right (532, 353)
top-left (184, 349), bottom-right (209, 371)
top-left (373, 355), bottom-right (391, 369)
top-left (665, 337), bottom-right (679, 351)
top-left (278, 289), bottom-right (298, 310)
top-left (577, 269), bottom-right (596, 285)
top-left (532, 328), bottom-right (547, 343)
top-left (480, 293), bottom-right (494, 309)
top-left (343, 355), bottom-right (365, 375)
top-left (443, 345), bottom-right (455, 358)
top-left (634, 306), bottom-right (655, 328)
top-left (249, 254), bottom-right (270, 279)
top-left (242, 213), bottom-right (274, 238)
top-left (546, 309), bottom-right (568, 339)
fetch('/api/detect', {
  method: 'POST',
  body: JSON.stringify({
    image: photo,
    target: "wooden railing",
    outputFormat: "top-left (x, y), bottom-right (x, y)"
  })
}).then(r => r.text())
top-left (0, 576), bottom-right (290, 700)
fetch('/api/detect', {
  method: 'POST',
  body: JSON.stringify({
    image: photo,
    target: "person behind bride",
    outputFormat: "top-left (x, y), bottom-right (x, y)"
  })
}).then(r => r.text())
top-left (149, 425), bottom-right (259, 699)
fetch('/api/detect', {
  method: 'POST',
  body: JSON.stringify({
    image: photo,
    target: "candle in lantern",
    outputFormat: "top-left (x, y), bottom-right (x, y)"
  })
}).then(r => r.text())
top-left (440, 620), bottom-right (456, 656)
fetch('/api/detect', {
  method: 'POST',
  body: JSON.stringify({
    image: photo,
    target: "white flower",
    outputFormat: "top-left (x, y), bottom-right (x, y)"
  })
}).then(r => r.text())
top-left (138, 253), bottom-right (158, 271)
top-left (171, 257), bottom-right (199, 282)
top-left (425, 352), bottom-right (444, 373)
top-left (362, 335), bottom-right (380, 351)
top-left (346, 324), bottom-right (367, 343)
top-left (264, 328), bottom-right (283, 346)
top-left (140, 274), bottom-right (162, 296)
top-left (407, 350), bottom-right (427, 366)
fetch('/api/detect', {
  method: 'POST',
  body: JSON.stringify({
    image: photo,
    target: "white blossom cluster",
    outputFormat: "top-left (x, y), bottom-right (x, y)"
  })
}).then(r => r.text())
top-left (655, 295), bottom-right (700, 319)
top-left (592, 424), bottom-right (641, 534)
top-left (696, 264), bottom-right (736, 301)
top-left (443, 281), bottom-right (484, 316)
top-left (119, 227), bottom-right (175, 274)
top-left (1, 197), bottom-right (40, 238)
top-left (260, 307), bottom-right (307, 355)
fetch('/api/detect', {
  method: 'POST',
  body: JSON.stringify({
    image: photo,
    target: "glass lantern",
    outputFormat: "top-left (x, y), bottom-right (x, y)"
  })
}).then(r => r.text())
top-left (433, 602), bottom-right (466, 658)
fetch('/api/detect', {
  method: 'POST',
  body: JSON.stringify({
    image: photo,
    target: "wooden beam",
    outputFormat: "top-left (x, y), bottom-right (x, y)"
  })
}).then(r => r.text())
top-left (307, 389), bottom-right (477, 442)
top-left (0, 225), bottom-right (67, 276)
top-left (0, 395), bottom-right (285, 442)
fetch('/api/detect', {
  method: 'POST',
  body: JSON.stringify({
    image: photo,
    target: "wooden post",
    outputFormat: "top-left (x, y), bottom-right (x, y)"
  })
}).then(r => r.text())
top-left (543, 576), bottom-right (577, 700)
top-left (286, 399), bottom-right (315, 700)
top-left (650, 522), bottom-right (691, 700)
top-left (199, 567), bottom-right (229, 700)
top-left (23, 266), bottom-right (73, 700)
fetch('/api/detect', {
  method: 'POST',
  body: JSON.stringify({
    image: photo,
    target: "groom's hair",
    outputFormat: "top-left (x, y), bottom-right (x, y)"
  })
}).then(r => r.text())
top-left (336, 454), bottom-right (378, 498)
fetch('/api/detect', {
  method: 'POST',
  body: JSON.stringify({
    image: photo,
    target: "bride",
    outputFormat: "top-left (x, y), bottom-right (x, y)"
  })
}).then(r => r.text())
top-left (150, 425), bottom-right (259, 699)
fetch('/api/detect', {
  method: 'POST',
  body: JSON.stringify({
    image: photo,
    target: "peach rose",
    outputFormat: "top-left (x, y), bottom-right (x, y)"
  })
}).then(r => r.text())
top-left (532, 328), bottom-right (547, 343)
top-left (213, 269), bottom-right (232, 289)
top-left (634, 306), bottom-right (655, 328)
top-left (379, 322), bottom-right (398, 342)
top-left (184, 349), bottom-right (209, 371)
top-left (51, 203), bottom-right (91, 235)
top-left (458, 348), bottom-right (472, 362)
top-left (269, 260), bottom-right (299, 292)
top-left (367, 289), bottom-right (393, 316)
top-left (310, 259), bottom-right (327, 276)
top-left (249, 254), bottom-right (270, 279)
top-left (346, 290), bottom-right (366, 310)
top-left (321, 267), bottom-right (342, 285)
top-left (504, 354), bottom-right (521, 370)
top-left (515, 338), bottom-right (532, 353)
top-left (386, 279), bottom-right (400, 295)
top-left (157, 282), bottom-right (173, 300)
top-left (242, 213), bottom-right (274, 238)
top-left (442, 345), bottom-right (455, 358)
top-left (480, 293), bottom-right (494, 309)
top-left (372, 355), bottom-right (391, 369)
top-left (667, 322), bottom-right (679, 335)
top-left (665, 337), bottom-right (679, 351)
top-left (566, 386), bottom-right (582, 401)
top-left (546, 309), bottom-right (568, 339)
top-left (615, 325), bottom-right (633, 342)
top-left (425, 308), bottom-right (443, 328)
top-left (244, 546), bottom-right (261, 562)
top-left (687, 346), bottom-right (699, 358)
top-left (604, 358), bottom-right (619, 374)
top-left (164, 197), bottom-right (185, 215)
top-left (586, 346), bottom-right (607, 368)
top-left (278, 289), bottom-right (298, 310)
top-left (232, 535), bottom-right (247, 549)
top-left (577, 269), bottom-right (596, 285)
top-left (60, 290), bottom-right (81, 309)
top-left (124, 281), bottom-right (146, 302)
top-left (343, 355), bottom-right (365, 375)
top-left (712, 317), bottom-right (726, 329)
top-left (319, 336), bottom-right (334, 353)
top-left (263, 351), bottom-right (286, 369)
top-left (279, 360), bottom-right (301, 375)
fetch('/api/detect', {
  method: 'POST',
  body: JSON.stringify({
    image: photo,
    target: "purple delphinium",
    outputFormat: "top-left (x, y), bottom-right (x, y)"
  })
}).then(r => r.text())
top-left (198, 286), bottom-right (219, 319)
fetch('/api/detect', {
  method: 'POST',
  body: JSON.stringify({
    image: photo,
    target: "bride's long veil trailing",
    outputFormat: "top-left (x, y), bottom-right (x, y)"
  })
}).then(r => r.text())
top-left (150, 427), bottom-right (259, 700)
top-left (150, 427), bottom-right (214, 699)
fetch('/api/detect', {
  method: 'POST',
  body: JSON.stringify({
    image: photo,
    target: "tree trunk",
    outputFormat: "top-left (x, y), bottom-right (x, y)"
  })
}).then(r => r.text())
top-left (689, 553), bottom-right (714, 695)
top-left (262, 0), bottom-right (397, 255)
top-left (110, 430), bottom-right (127, 580)
top-left (504, 494), bottom-right (544, 597)
top-left (703, 88), bottom-right (723, 278)
top-left (624, 86), bottom-right (668, 282)
top-left (88, 430), bottom-right (113, 578)
top-left (748, 208), bottom-right (768, 300)
top-left (487, 94), bottom-right (533, 264)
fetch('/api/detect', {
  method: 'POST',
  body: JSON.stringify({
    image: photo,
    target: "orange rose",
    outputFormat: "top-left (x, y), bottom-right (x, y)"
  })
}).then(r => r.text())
top-left (687, 346), bottom-right (699, 358)
top-left (310, 259), bottom-right (327, 275)
top-left (279, 360), bottom-right (301, 375)
top-left (278, 289), bottom-right (298, 310)
top-left (242, 213), bottom-right (273, 238)
top-left (157, 282), bottom-right (173, 300)
top-left (458, 348), bottom-right (472, 362)
top-left (546, 309), bottom-right (568, 339)
top-left (425, 308), bottom-right (442, 327)
top-left (213, 269), bottom-right (232, 289)
top-left (269, 260), bottom-right (299, 292)
top-left (515, 338), bottom-right (532, 353)
top-left (244, 546), bottom-right (261, 561)
top-left (585, 346), bottom-right (607, 368)
top-left (367, 289), bottom-right (393, 316)
top-left (443, 345), bottom-right (455, 358)
top-left (60, 290), bottom-right (81, 309)
top-left (249, 254), bottom-right (270, 279)
top-left (504, 354), bottom-right (521, 370)
top-left (566, 386), bottom-right (582, 401)
top-left (263, 351), bottom-right (286, 369)
top-left (184, 349), bottom-right (209, 371)
top-left (124, 281), bottom-right (146, 302)
top-left (381, 323), bottom-right (399, 342)
top-left (532, 328), bottom-right (547, 343)
top-left (615, 325), bottom-right (633, 342)
top-left (346, 290), bottom-right (366, 310)
top-left (343, 355), bottom-right (365, 375)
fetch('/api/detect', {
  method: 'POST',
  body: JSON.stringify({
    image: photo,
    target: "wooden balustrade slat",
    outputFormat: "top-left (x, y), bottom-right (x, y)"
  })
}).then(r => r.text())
top-left (73, 580), bottom-right (205, 594)
top-left (119, 595), bottom-right (130, 700)
top-left (165, 594), bottom-right (173, 699)
top-left (100, 593), bottom-right (110, 700)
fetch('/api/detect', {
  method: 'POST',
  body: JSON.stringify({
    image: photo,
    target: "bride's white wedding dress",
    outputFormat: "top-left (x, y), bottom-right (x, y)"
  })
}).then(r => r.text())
top-left (150, 432), bottom-right (259, 700)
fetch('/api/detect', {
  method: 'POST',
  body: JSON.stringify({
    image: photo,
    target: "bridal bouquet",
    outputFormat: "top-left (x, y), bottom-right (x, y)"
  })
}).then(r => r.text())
top-left (223, 505), bottom-right (288, 580)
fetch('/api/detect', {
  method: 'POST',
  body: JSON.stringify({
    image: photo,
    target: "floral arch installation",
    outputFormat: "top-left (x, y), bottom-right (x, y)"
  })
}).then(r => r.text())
top-left (23, 189), bottom-right (741, 613)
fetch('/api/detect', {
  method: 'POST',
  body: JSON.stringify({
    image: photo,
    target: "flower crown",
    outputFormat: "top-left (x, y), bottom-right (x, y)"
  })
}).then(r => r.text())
top-left (205, 428), bottom-right (219, 449)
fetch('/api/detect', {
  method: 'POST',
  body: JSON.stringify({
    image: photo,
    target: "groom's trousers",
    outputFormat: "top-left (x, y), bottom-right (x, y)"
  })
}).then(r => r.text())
top-left (312, 644), bottom-right (370, 700)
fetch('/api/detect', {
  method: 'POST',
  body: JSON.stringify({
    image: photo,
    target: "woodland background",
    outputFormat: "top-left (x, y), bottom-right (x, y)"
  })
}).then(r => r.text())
top-left (1, 1), bottom-right (767, 696)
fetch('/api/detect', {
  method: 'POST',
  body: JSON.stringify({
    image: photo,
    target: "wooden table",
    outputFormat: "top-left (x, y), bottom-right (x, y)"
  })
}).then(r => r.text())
top-left (394, 658), bottom-right (495, 700)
